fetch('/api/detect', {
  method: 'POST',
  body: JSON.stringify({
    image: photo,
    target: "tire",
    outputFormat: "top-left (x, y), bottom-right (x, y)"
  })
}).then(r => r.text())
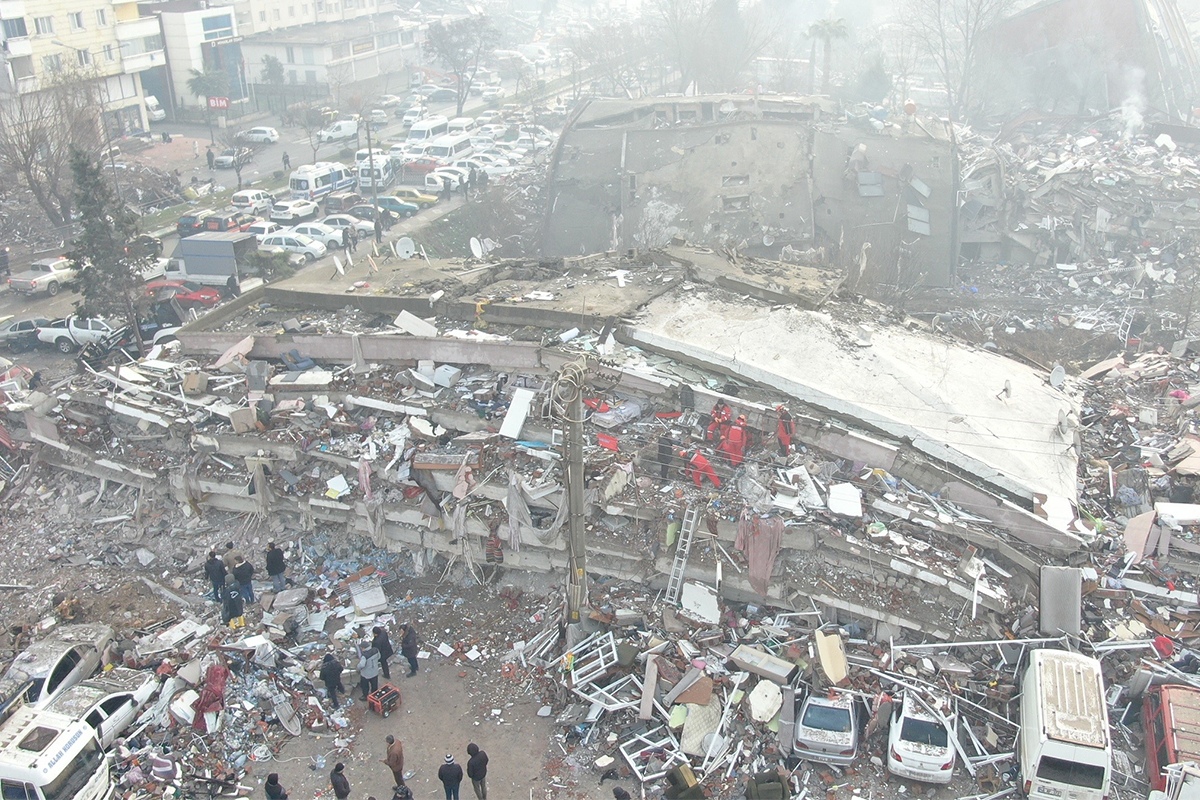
top-left (304, 252), bottom-right (315, 263)
top-left (47, 282), bottom-right (59, 296)
top-left (56, 338), bottom-right (76, 354)
top-left (406, 210), bottom-right (414, 217)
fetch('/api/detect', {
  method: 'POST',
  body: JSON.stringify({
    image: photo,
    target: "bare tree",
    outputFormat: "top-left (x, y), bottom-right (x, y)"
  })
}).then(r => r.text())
top-left (293, 105), bottom-right (326, 163)
top-left (899, 0), bottom-right (1017, 121)
top-left (217, 130), bottom-right (253, 190)
top-left (424, 15), bottom-right (500, 117)
top-left (884, 24), bottom-right (922, 109)
top-left (648, 0), bottom-right (715, 94)
top-left (0, 71), bottom-right (104, 228)
top-left (648, 0), bottom-right (775, 94)
top-left (571, 23), bottom-right (651, 98)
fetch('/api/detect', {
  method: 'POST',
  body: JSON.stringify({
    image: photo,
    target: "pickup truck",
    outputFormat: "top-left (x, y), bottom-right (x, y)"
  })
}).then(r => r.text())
top-left (8, 257), bottom-right (78, 296)
top-left (37, 316), bottom-right (124, 353)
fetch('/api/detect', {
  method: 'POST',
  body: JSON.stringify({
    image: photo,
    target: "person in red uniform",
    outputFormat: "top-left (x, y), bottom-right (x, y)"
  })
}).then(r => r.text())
top-left (680, 449), bottom-right (721, 489)
top-left (775, 404), bottom-right (794, 456)
top-left (706, 401), bottom-right (731, 443)
top-left (719, 415), bottom-right (749, 466)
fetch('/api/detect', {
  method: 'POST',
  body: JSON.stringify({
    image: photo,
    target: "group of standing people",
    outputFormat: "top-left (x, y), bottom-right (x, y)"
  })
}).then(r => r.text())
top-left (673, 401), bottom-right (796, 490)
top-left (204, 541), bottom-right (290, 627)
top-left (308, 739), bottom-right (487, 800)
top-left (317, 623), bottom-right (420, 709)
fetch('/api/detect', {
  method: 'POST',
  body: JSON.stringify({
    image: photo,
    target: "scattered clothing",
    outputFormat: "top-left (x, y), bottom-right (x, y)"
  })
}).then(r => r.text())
top-left (735, 512), bottom-right (784, 597)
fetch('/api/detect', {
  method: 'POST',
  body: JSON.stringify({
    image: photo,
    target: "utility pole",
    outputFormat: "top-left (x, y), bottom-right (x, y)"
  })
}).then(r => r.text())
top-left (553, 359), bottom-right (588, 623)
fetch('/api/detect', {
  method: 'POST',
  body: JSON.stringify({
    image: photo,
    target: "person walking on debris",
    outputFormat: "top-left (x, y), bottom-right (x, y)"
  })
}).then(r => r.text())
top-left (373, 625), bottom-right (394, 679)
top-left (382, 735), bottom-right (405, 787)
top-left (681, 449), bottom-right (721, 489)
top-left (221, 575), bottom-right (244, 628)
top-left (438, 754), bottom-right (463, 800)
top-left (357, 638), bottom-right (381, 700)
top-left (657, 433), bottom-right (677, 480)
top-left (206, 147), bottom-right (215, 170)
top-left (320, 653), bottom-right (345, 708)
top-left (374, 217), bottom-right (383, 244)
top-left (468, 167), bottom-right (478, 191)
top-left (232, 555), bottom-right (255, 603)
top-left (400, 623), bottom-right (419, 676)
top-left (264, 773), bottom-right (288, 800)
top-left (718, 415), bottom-right (749, 466)
top-left (282, 151), bottom-right (291, 170)
top-left (460, 178), bottom-right (470, 200)
top-left (440, 180), bottom-right (452, 203)
top-left (465, 744), bottom-right (488, 800)
top-left (706, 400), bottom-right (730, 443)
top-left (330, 763), bottom-right (351, 800)
top-left (265, 541), bottom-right (287, 593)
top-left (775, 404), bottom-right (794, 456)
top-left (222, 541), bottom-right (242, 571)
top-left (204, 550), bottom-right (225, 602)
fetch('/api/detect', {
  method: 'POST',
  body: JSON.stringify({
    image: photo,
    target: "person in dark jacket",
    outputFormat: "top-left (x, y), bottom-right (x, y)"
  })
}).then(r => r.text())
top-left (399, 623), bottom-right (419, 676)
top-left (437, 754), bottom-right (463, 800)
top-left (465, 744), bottom-right (488, 799)
top-left (264, 773), bottom-right (288, 800)
top-left (232, 556), bottom-right (255, 603)
top-left (204, 551), bottom-right (226, 601)
top-left (319, 653), bottom-right (345, 708)
top-left (342, 226), bottom-right (352, 252)
top-left (374, 217), bottom-right (383, 244)
top-left (372, 626), bottom-right (394, 680)
top-left (265, 542), bottom-right (287, 593)
top-left (330, 763), bottom-right (351, 800)
top-left (221, 575), bottom-right (244, 628)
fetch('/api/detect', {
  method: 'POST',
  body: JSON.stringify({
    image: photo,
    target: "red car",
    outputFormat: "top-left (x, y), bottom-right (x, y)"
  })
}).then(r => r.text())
top-left (145, 280), bottom-right (222, 308)
top-left (402, 156), bottom-right (444, 175)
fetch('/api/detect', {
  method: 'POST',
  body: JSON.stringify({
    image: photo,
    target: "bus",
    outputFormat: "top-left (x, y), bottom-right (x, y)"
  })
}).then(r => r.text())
top-left (358, 155), bottom-right (396, 191)
top-left (288, 162), bottom-right (357, 200)
top-left (407, 116), bottom-right (449, 143)
top-left (424, 133), bottom-right (474, 164)
top-left (0, 705), bottom-right (111, 800)
top-left (447, 117), bottom-right (476, 136)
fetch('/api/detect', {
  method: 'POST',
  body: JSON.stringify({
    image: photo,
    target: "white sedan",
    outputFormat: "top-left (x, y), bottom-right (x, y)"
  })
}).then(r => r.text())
top-left (46, 667), bottom-right (159, 749)
top-left (258, 232), bottom-right (327, 262)
top-left (237, 126), bottom-right (280, 143)
top-left (322, 214), bottom-right (375, 236)
top-left (290, 222), bottom-right (345, 249)
top-left (270, 199), bottom-right (321, 223)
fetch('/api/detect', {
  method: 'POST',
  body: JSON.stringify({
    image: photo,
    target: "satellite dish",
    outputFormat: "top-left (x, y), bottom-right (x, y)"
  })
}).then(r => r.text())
top-left (1003, 379), bottom-right (1012, 398)
top-left (762, 234), bottom-right (775, 247)
top-left (1049, 364), bottom-right (1066, 388)
top-left (469, 237), bottom-right (484, 259)
top-left (395, 237), bottom-right (415, 259)
top-left (482, 237), bottom-right (499, 253)
top-left (1057, 409), bottom-right (1071, 436)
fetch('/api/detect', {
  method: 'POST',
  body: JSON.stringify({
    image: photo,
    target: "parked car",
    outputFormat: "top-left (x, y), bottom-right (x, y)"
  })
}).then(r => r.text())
top-left (346, 204), bottom-right (386, 223)
top-left (231, 189), bottom-right (274, 215)
top-left (37, 316), bottom-right (124, 353)
top-left (145, 280), bottom-right (223, 308)
top-left (326, 191), bottom-right (365, 214)
top-left (289, 222), bottom-right (344, 249)
top-left (401, 106), bottom-right (427, 126)
top-left (373, 196), bottom-right (419, 217)
top-left (258, 232), bottom-right (327, 262)
top-left (429, 87), bottom-right (457, 103)
top-left (887, 693), bottom-right (956, 784)
top-left (475, 110), bottom-right (500, 126)
top-left (270, 199), bottom-right (321, 223)
top-left (425, 167), bottom-right (469, 191)
top-left (248, 220), bottom-right (283, 241)
top-left (417, 83), bottom-right (441, 95)
top-left (379, 94), bottom-right (403, 108)
top-left (318, 119), bottom-right (360, 143)
top-left (177, 210), bottom-right (215, 238)
top-left (236, 126), bottom-right (280, 143)
top-left (401, 156), bottom-right (445, 176)
top-left (368, 109), bottom-right (389, 126)
top-left (321, 215), bottom-right (375, 236)
top-left (46, 667), bottom-right (159, 749)
top-left (204, 210), bottom-right (258, 233)
top-left (0, 317), bottom-right (52, 352)
top-left (8, 256), bottom-right (78, 296)
top-left (795, 692), bottom-right (860, 766)
top-left (213, 146), bottom-right (253, 169)
top-left (0, 624), bottom-right (114, 711)
top-left (481, 86), bottom-right (505, 101)
top-left (394, 94), bottom-right (427, 116)
top-left (393, 187), bottom-right (439, 207)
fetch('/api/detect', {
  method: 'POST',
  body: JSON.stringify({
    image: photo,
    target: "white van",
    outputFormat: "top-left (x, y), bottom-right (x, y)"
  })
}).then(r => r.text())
top-left (144, 95), bottom-right (166, 122)
top-left (424, 133), bottom-right (474, 163)
top-left (1018, 650), bottom-right (1111, 800)
top-left (355, 147), bottom-right (388, 165)
top-left (447, 117), bottom-right (476, 136)
top-left (0, 705), bottom-right (111, 800)
top-left (357, 155), bottom-right (395, 191)
top-left (318, 119), bottom-right (359, 143)
top-left (289, 162), bottom-right (357, 200)
top-left (407, 115), bottom-right (449, 143)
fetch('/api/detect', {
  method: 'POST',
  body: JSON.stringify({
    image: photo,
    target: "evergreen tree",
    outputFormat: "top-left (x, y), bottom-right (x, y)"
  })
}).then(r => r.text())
top-left (66, 145), bottom-right (148, 353)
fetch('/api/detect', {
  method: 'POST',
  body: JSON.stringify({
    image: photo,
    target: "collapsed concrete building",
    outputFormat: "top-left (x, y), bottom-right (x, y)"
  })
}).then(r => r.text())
top-left (543, 96), bottom-right (958, 287)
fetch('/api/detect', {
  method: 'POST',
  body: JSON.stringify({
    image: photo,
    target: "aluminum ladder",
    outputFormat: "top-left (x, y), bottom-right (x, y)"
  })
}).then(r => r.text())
top-left (665, 504), bottom-right (702, 605)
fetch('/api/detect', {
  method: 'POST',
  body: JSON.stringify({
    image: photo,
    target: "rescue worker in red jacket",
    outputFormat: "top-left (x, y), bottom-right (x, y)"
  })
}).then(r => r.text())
top-left (775, 404), bottom-right (794, 456)
top-left (680, 449), bottom-right (721, 489)
top-left (719, 415), bottom-right (749, 466)
top-left (706, 401), bottom-right (731, 443)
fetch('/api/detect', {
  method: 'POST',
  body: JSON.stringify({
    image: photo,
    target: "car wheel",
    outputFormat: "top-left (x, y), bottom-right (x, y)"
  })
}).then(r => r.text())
top-left (406, 210), bottom-right (414, 217)
top-left (47, 282), bottom-right (59, 296)
top-left (305, 252), bottom-right (315, 263)
top-left (57, 338), bottom-right (76, 354)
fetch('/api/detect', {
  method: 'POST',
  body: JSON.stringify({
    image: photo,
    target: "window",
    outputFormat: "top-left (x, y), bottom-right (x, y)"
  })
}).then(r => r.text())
top-left (95, 9), bottom-right (107, 26)
top-left (273, 9), bottom-right (280, 19)
top-left (302, 4), bottom-right (308, 13)
top-left (33, 15), bottom-right (53, 35)
top-left (288, 5), bottom-right (295, 15)
top-left (285, 46), bottom-right (295, 64)
top-left (200, 13), bottom-right (232, 40)
top-left (2, 18), bottom-right (28, 38)
top-left (40, 53), bottom-right (62, 72)
top-left (301, 46), bottom-right (314, 64)
top-left (68, 11), bottom-right (84, 30)
top-left (103, 44), bottom-right (115, 62)
top-left (401, 29), bottom-right (414, 44)
top-left (305, 70), bottom-right (316, 83)
top-left (144, 34), bottom-right (162, 51)
top-left (1, 779), bottom-right (34, 800)
top-left (378, 31), bottom-right (398, 47)
top-left (258, 10), bottom-right (266, 21)
top-left (76, 48), bottom-right (91, 66)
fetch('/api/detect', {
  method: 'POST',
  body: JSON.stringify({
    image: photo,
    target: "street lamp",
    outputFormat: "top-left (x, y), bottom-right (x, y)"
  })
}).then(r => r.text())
top-left (51, 39), bottom-right (122, 195)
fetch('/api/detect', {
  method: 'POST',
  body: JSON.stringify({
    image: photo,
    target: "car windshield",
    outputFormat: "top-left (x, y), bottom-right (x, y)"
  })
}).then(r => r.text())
top-left (900, 717), bottom-right (948, 748)
top-left (802, 703), bottom-right (852, 732)
top-left (1036, 756), bottom-right (1106, 790)
top-left (40, 737), bottom-right (103, 800)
